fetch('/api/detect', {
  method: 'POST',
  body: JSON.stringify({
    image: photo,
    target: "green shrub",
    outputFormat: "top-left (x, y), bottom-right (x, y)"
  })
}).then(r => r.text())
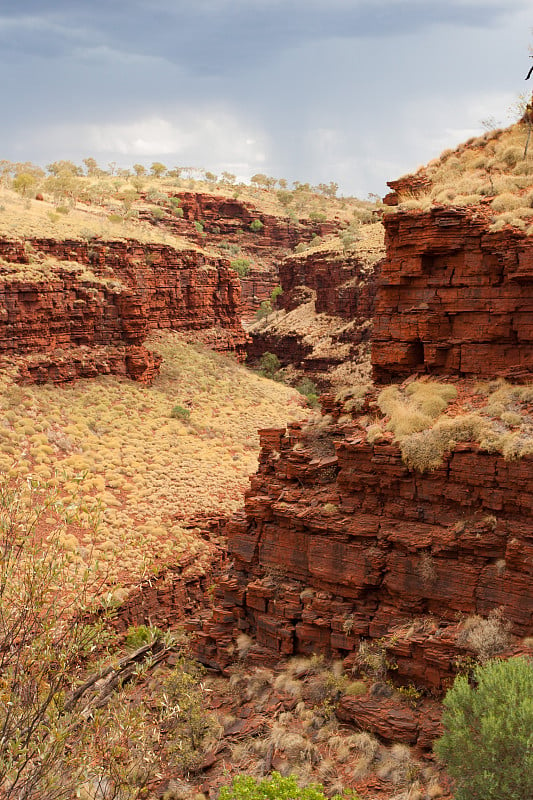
top-left (309, 211), bottom-right (327, 222)
top-left (249, 218), bottom-right (264, 232)
top-left (12, 172), bottom-right (37, 197)
top-left (270, 285), bottom-right (283, 304)
top-left (259, 352), bottom-right (281, 379)
top-left (219, 772), bottom-right (358, 800)
top-left (171, 404), bottom-right (191, 421)
top-left (194, 220), bottom-right (204, 232)
top-left (151, 207), bottom-right (165, 221)
top-left (255, 299), bottom-right (273, 320)
top-left (157, 656), bottom-right (217, 771)
top-left (124, 624), bottom-right (162, 649)
top-left (230, 258), bottom-right (251, 277)
top-left (296, 378), bottom-right (319, 407)
top-left (434, 657), bottom-right (533, 800)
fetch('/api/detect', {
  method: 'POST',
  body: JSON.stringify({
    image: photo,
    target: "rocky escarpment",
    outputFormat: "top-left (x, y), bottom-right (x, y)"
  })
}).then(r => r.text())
top-left (191, 203), bottom-right (533, 748)
top-left (141, 191), bottom-right (342, 319)
top-left (246, 225), bottom-right (384, 386)
top-left (171, 192), bottom-right (339, 248)
top-left (192, 414), bottom-right (532, 744)
top-left (373, 207), bottom-right (533, 382)
top-left (0, 237), bottom-right (246, 384)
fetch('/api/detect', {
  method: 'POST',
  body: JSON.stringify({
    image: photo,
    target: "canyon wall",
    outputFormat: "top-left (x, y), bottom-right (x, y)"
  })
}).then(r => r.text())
top-left (191, 417), bottom-right (532, 744)
top-left (140, 191), bottom-right (342, 318)
top-left (246, 248), bottom-right (380, 376)
top-left (0, 236), bottom-right (247, 383)
top-left (193, 417), bottom-right (532, 666)
top-left (278, 249), bottom-right (378, 320)
top-left (191, 205), bottom-right (533, 747)
top-left (373, 207), bottom-right (533, 382)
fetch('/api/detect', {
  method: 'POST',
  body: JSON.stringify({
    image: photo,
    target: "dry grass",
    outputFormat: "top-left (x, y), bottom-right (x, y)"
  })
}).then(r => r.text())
top-left (0, 168), bottom-right (376, 247)
top-left (389, 120), bottom-right (533, 233)
top-left (456, 607), bottom-right (512, 662)
top-left (377, 382), bottom-right (457, 439)
top-left (0, 255), bottom-right (124, 291)
top-left (0, 331), bottom-right (308, 591)
top-left (0, 186), bottom-right (197, 252)
top-left (370, 378), bottom-right (533, 471)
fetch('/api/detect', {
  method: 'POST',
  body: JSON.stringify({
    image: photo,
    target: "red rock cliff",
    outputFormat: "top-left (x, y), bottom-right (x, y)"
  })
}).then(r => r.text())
top-left (373, 207), bottom-right (533, 382)
top-left (0, 236), bottom-right (247, 383)
top-left (141, 192), bottom-right (342, 318)
top-left (191, 204), bottom-right (533, 748)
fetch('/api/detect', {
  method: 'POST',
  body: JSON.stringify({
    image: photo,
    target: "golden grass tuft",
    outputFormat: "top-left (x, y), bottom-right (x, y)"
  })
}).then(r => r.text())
top-left (392, 120), bottom-right (533, 233)
top-left (373, 378), bottom-right (533, 471)
top-left (377, 382), bottom-right (457, 440)
top-left (399, 413), bottom-right (489, 472)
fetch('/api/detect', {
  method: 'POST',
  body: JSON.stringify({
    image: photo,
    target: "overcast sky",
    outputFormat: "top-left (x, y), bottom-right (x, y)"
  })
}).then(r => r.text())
top-left (1, 0), bottom-right (531, 197)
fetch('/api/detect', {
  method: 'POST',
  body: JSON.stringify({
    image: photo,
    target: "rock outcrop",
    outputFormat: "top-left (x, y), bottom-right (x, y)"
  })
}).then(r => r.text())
top-left (191, 202), bottom-right (533, 749)
top-left (246, 233), bottom-right (383, 385)
top-left (0, 236), bottom-right (247, 383)
top-left (191, 416), bottom-right (532, 742)
top-left (373, 207), bottom-right (533, 382)
top-left (140, 191), bottom-right (342, 318)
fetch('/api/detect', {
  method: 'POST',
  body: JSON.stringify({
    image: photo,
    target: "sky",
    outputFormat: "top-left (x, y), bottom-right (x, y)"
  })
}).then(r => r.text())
top-left (0, 0), bottom-right (531, 197)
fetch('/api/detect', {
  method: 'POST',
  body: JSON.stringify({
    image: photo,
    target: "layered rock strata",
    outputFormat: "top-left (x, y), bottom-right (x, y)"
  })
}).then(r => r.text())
top-left (191, 415), bottom-right (532, 742)
top-left (373, 207), bottom-right (533, 382)
top-left (246, 248), bottom-right (380, 378)
top-left (0, 236), bottom-right (247, 383)
top-left (141, 192), bottom-right (342, 317)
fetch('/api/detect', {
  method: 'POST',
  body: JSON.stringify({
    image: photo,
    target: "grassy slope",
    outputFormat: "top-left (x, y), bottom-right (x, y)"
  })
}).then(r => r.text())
top-left (0, 332), bottom-right (308, 593)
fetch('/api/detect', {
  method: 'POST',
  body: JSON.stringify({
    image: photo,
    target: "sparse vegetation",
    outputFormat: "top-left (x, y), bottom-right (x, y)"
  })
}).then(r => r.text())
top-left (258, 351), bottom-right (282, 379)
top-left (170, 403), bottom-right (192, 422)
top-left (456, 608), bottom-right (512, 662)
top-left (295, 377), bottom-right (319, 407)
top-left (0, 332), bottom-right (307, 589)
top-left (230, 258), bottom-right (251, 277)
top-left (372, 379), bottom-right (533, 471)
top-left (392, 119), bottom-right (533, 233)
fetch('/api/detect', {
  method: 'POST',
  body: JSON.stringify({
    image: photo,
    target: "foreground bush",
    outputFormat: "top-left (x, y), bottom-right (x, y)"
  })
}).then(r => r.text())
top-left (0, 476), bottom-right (216, 799)
top-left (219, 772), bottom-right (359, 800)
top-left (434, 657), bottom-right (533, 800)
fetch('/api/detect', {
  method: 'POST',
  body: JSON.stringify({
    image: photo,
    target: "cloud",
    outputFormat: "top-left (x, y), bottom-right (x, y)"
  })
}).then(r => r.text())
top-left (0, 0), bottom-right (529, 196)
top-left (1, 0), bottom-right (527, 73)
top-left (15, 109), bottom-right (269, 176)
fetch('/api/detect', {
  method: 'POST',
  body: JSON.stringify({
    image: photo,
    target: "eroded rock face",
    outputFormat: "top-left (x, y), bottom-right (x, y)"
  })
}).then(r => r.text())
top-left (246, 248), bottom-right (380, 379)
top-left (373, 207), bottom-right (533, 382)
top-left (0, 237), bottom-right (247, 383)
top-left (278, 250), bottom-right (378, 320)
top-left (14, 344), bottom-right (162, 385)
top-left (140, 191), bottom-right (341, 318)
top-left (191, 202), bottom-right (533, 750)
top-left (192, 421), bottom-right (532, 713)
